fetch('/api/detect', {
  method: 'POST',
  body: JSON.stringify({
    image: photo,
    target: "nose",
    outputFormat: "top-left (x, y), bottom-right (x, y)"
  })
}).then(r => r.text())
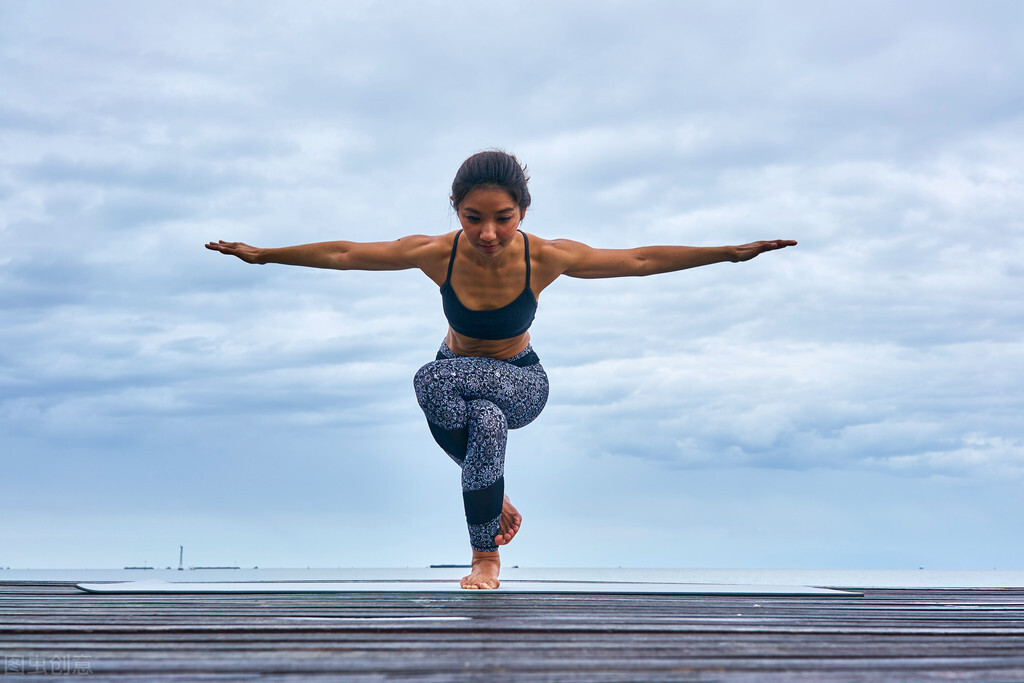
top-left (480, 221), bottom-right (498, 241)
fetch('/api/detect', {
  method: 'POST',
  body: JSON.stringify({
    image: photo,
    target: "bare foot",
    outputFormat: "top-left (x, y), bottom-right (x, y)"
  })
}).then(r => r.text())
top-left (494, 495), bottom-right (522, 546)
top-left (461, 550), bottom-right (500, 589)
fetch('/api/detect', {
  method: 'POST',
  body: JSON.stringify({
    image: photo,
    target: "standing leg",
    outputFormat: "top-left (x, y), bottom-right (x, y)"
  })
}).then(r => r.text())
top-left (459, 399), bottom-right (507, 589)
top-left (413, 345), bottom-right (548, 588)
top-left (461, 399), bottom-right (507, 553)
top-left (414, 361), bottom-right (514, 544)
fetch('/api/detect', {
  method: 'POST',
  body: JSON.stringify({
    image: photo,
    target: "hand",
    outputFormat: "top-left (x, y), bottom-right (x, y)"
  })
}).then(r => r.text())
top-left (731, 239), bottom-right (797, 262)
top-left (205, 240), bottom-right (263, 264)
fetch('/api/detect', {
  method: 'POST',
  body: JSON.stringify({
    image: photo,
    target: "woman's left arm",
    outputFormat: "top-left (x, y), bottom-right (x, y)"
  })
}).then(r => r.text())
top-left (550, 239), bottom-right (797, 279)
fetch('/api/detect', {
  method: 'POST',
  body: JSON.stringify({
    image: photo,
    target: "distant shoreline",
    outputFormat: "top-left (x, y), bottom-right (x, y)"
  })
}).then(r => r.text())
top-left (3, 567), bottom-right (1023, 588)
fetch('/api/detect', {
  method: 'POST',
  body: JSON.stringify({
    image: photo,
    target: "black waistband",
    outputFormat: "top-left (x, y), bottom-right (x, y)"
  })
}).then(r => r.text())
top-left (435, 346), bottom-right (540, 368)
top-left (507, 348), bottom-right (540, 367)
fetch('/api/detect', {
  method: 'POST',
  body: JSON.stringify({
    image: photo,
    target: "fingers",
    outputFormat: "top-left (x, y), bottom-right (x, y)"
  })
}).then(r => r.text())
top-left (760, 239), bottom-right (797, 252)
top-left (205, 240), bottom-right (250, 256)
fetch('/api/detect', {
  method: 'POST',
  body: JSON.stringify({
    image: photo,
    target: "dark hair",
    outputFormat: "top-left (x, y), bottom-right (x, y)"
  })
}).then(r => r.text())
top-left (451, 150), bottom-right (531, 211)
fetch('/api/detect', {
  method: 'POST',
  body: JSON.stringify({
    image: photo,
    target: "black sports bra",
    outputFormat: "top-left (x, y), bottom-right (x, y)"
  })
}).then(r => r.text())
top-left (440, 230), bottom-right (538, 340)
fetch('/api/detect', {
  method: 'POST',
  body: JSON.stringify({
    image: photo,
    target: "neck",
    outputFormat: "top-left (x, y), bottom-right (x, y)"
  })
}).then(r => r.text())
top-left (463, 229), bottom-right (521, 269)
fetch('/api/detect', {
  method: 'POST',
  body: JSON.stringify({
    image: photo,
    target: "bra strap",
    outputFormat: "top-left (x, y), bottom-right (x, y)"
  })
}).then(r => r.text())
top-left (521, 230), bottom-right (531, 287)
top-left (444, 230), bottom-right (462, 284)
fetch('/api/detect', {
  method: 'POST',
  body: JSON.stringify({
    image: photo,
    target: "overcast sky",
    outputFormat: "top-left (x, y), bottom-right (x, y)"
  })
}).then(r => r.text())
top-left (2, 0), bottom-right (1022, 570)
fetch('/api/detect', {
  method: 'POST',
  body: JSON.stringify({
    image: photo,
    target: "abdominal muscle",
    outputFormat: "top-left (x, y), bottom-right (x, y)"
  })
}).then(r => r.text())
top-left (445, 328), bottom-right (531, 360)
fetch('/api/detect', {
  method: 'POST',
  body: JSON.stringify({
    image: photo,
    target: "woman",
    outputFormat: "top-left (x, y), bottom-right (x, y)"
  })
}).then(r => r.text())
top-left (206, 150), bottom-right (796, 589)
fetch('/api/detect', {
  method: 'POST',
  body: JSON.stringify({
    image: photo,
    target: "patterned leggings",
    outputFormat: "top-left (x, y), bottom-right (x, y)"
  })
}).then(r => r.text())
top-left (413, 342), bottom-right (549, 551)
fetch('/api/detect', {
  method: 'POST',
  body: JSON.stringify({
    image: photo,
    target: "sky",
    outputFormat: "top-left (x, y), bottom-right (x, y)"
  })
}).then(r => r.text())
top-left (2, 0), bottom-right (1022, 570)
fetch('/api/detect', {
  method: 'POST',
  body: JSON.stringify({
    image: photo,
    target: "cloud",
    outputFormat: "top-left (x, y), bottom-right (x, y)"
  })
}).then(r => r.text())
top-left (2, 0), bottom-right (1023, 568)
top-left (538, 336), bottom-right (1024, 479)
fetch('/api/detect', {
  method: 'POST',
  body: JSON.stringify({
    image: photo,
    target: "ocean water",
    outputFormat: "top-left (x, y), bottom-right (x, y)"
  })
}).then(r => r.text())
top-left (3, 567), bottom-right (1023, 588)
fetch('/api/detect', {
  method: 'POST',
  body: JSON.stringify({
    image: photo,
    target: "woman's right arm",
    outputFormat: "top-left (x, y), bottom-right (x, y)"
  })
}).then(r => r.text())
top-left (205, 235), bottom-right (439, 271)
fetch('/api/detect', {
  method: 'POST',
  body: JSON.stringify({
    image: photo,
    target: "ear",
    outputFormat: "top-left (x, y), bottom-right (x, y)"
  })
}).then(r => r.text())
top-left (518, 207), bottom-right (527, 223)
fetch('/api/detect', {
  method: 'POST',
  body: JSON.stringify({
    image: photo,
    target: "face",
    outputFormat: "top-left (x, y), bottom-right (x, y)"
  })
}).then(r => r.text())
top-left (454, 187), bottom-right (525, 258)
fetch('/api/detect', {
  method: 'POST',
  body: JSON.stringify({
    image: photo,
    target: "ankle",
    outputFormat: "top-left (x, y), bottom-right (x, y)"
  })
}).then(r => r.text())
top-left (472, 550), bottom-right (500, 563)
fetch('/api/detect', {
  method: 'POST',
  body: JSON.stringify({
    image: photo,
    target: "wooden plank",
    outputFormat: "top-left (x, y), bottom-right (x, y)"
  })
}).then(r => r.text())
top-left (3, 582), bottom-right (1024, 680)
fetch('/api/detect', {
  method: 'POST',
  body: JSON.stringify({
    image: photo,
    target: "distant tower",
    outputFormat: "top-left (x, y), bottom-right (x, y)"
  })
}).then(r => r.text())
top-left (178, 545), bottom-right (184, 571)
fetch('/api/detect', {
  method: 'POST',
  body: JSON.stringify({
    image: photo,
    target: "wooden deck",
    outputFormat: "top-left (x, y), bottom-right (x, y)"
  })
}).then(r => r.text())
top-left (2, 581), bottom-right (1024, 680)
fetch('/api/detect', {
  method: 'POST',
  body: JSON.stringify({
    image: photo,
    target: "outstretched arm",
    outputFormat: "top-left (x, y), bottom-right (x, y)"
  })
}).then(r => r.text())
top-left (204, 235), bottom-right (439, 271)
top-left (550, 239), bottom-right (797, 279)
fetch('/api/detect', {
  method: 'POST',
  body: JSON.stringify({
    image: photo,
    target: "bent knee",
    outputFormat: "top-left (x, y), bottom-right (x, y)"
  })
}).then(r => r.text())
top-left (413, 363), bottom-right (435, 389)
top-left (413, 363), bottom-right (447, 404)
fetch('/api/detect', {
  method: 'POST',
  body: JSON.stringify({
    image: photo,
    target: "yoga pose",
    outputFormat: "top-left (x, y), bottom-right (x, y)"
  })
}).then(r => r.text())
top-left (206, 151), bottom-right (796, 589)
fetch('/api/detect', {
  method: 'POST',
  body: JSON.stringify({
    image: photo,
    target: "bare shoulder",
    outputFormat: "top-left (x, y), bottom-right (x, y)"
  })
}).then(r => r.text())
top-left (330, 232), bottom-right (455, 277)
top-left (526, 233), bottom-right (647, 280)
top-left (395, 231), bottom-right (457, 283)
top-left (526, 234), bottom-right (589, 267)
top-left (523, 234), bottom-right (595, 290)
top-left (392, 232), bottom-right (452, 258)
top-left (370, 231), bottom-right (458, 262)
